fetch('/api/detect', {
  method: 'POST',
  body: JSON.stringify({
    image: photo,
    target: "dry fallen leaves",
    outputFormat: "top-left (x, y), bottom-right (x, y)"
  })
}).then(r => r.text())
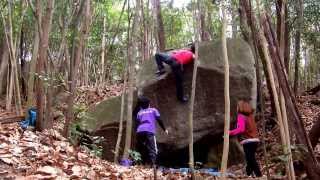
top-left (0, 123), bottom-right (225, 179)
top-left (1, 92), bottom-right (317, 179)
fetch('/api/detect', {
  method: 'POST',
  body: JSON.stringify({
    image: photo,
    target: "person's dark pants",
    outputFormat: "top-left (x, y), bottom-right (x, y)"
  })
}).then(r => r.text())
top-left (137, 132), bottom-right (157, 165)
top-left (155, 52), bottom-right (172, 70)
top-left (243, 142), bottom-right (262, 177)
top-left (155, 52), bottom-right (184, 101)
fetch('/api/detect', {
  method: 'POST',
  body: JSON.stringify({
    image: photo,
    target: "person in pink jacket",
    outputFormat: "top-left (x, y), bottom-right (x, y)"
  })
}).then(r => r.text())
top-left (229, 101), bottom-right (262, 177)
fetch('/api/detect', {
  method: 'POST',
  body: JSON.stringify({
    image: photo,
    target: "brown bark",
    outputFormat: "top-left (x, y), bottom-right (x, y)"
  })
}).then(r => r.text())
top-left (199, 2), bottom-right (208, 41)
top-left (220, 3), bottom-right (231, 177)
top-left (114, 65), bottom-right (128, 163)
top-left (100, 15), bottom-right (107, 84)
top-left (141, 0), bottom-right (148, 62)
top-left (284, 5), bottom-right (290, 72)
top-left (231, 0), bottom-right (238, 38)
top-left (19, 28), bottom-right (27, 100)
top-left (276, 1), bottom-right (296, 178)
top-left (26, 16), bottom-right (40, 110)
top-left (64, 0), bottom-right (91, 137)
top-left (293, 0), bottom-right (303, 95)
top-left (152, 0), bottom-right (166, 51)
top-left (207, 10), bottom-right (214, 40)
top-left (0, 41), bottom-right (9, 95)
top-left (36, 0), bottom-right (54, 130)
top-left (123, 0), bottom-right (140, 160)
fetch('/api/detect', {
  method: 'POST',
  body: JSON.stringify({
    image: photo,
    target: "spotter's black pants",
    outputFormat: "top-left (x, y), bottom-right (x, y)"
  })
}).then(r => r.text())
top-left (243, 142), bottom-right (262, 177)
top-left (136, 132), bottom-right (157, 165)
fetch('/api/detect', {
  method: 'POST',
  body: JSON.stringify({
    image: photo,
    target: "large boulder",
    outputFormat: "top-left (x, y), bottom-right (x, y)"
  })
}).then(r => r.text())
top-left (78, 39), bottom-right (256, 167)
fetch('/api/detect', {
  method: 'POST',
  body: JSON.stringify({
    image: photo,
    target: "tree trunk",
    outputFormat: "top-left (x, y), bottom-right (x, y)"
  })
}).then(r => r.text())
top-left (220, 3), bottom-right (230, 178)
top-left (45, 54), bottom-right (54, 128)
top-left (293, 0), bottom-right (303, 95)
top-left (64, 0), bottom-right (91, 137)
top-left (26, 21), bottom-right (40, 110)
top-left (36, 0), bottom-right (55, 130)
top-left (207, 10), bottom-right (214, 40)
top-left (231, 0), bottom-right (238, 38)
top-left (19, 28), bottom-right (27, 100)
top-left (258, 55), bottom-right (271, 179)
top-left (277, 1), bottom-right (296, 178)
top-left (100, 15), bottom-right (107, 84)
top-left (114, 66), bottom-right (128, 163)
top-left (188, 1), bottom-right (200, 179)
top-left (152, 0), bottom-right (165, 51)
top-left (199, 1), bottom-right (207, 41)
top-left (0, 41), bottom-right (9, 95)
top-left (284, 5), bottom-right (290, 72)
top-left (6, 67), bottom-right (14, 111)
top-left (122, 0), bottom-right (139, 159)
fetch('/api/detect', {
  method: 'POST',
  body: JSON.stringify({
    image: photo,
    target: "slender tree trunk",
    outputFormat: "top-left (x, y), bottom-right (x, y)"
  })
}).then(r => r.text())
top-left (26, 22), bottom-right (40, 110)
top-left (293, 0), bottom-right (303, 95)
top-left (258, 56), bottom-right (271, 179)
top-left (284, 5), bottom-right (290, 72)
top-left (231, 0), bottom-right (238, 38)
top-left (19, 28), bottom-right (27, 100)
top-left (114, 66), bottom-right (128, 163)
top-left (276, 1), bottom-right (296, 178)
top-left (220, 2), bottom-right (231, 178)
top-left (152, 0), bottom-right (165, 51)
top-left (199, 1), bottom-right (207, 41)
top-left (207, 10), bottom-right (214, 40)
top-left (45, 54), bottom-right (54, 128)
top-left (0, 42), bottom-right (9, 95)
top-left (6, 67), bottom-right (14, 111)
top-left (123, 0), bottom-right (139, 159)
top-left (36, 0), bottom-right (55, 130)
top-left (188, 0), bottom-right (200, 179)
top-left (84, 49), bottom-right (89, 86)
top-left (64, 0), bottom-right (91, 136)
top-left (100, 15), bottom-right (107, 84)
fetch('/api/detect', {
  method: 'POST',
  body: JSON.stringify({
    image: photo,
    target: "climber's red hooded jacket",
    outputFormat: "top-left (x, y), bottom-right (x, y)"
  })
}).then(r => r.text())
top-left (171, 50), bottom-right (194, 65)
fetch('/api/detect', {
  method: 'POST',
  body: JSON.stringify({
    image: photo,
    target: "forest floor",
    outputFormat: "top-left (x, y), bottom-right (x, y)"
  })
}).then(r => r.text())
top-left (0, 86), bottom-right (319, 179)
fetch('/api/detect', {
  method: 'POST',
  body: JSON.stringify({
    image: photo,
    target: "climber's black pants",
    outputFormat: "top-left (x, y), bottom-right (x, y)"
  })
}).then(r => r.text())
top-left (137, 132), bottom-right (157, 165)
top-left (243, 142), bottom-right (262, 177)
top-left (155, 52), bottom-right (184, 101)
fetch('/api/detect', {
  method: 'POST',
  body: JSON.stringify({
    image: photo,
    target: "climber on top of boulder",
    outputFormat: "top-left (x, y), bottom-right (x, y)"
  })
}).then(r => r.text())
top-left (154, 43), bottom-right (195, 103)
